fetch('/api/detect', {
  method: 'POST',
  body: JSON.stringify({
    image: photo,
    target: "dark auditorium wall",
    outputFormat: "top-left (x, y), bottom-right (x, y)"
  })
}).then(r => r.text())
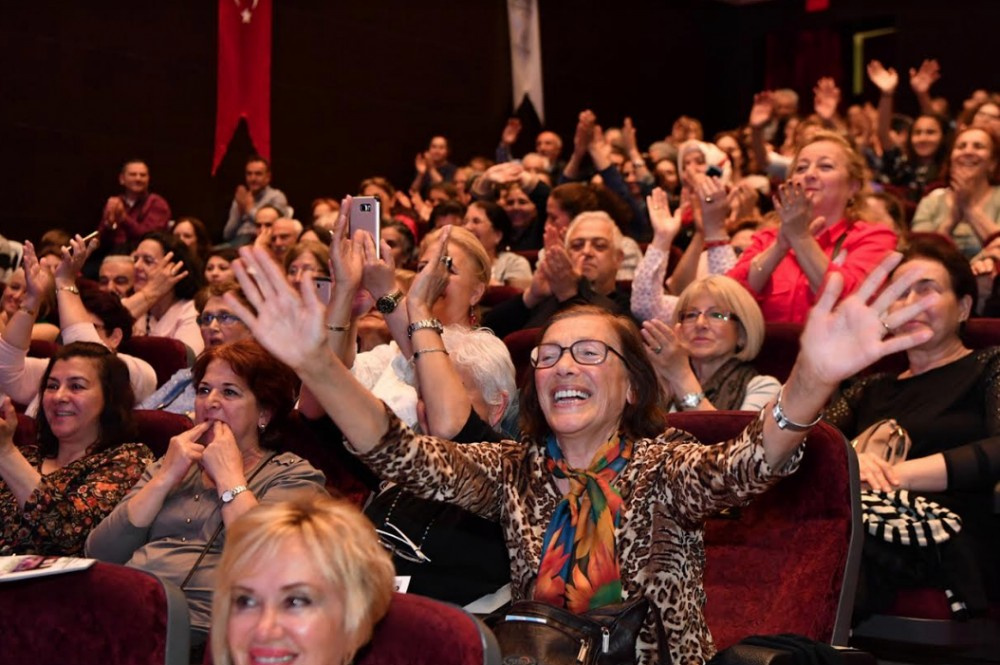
top-left (1, 0), bottom-right (997, 243)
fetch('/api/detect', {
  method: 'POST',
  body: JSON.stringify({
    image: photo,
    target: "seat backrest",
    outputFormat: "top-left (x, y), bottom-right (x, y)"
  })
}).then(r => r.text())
top-left (756, 322), bottom-right (802, 383)
top-left (134, 409), bottom-right (194, 458)
top-left (666, 411), bottom-right (862, 650)
top-left (13, 412), bottom-right (37, 448)
top-left (503, 327), bottom-right (542, 390)
top-left (355, 593), bottom-right (501, 665)
top-left (119, 336), bottom-right (193, 388)
top-left (28, 338), bottom-right (59, 359)
top-left (480, 285), bottom-right (523, 309)
top-left (0, 561), bottom-right (190, 665)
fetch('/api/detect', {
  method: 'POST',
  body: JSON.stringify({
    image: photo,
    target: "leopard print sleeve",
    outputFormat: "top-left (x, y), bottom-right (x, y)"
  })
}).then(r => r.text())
top-left (656, 412), bottom-right (804, 527)
top-left (355, 404), bottom-right (511, 521)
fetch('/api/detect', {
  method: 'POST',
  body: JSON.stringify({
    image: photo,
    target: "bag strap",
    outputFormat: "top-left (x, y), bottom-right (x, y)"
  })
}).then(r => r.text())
top-left (180, 452), bottom-right (277, 590)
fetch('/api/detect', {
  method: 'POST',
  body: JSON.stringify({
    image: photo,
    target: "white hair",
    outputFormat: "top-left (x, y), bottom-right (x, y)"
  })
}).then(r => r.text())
top-left (441, 326), bottom-right (518, 426)
top-left (564, 210), bottom-right (623, 252)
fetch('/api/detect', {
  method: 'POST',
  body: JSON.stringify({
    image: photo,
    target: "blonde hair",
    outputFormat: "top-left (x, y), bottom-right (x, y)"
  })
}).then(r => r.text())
top-left (419, 225), bottom-right (491, 287)
top-left (211, 493), bottom-right (395, 665)
top-left (673, 275), bottom-right (766, 362)
top-left (792, 130), bottom-right (871, 221)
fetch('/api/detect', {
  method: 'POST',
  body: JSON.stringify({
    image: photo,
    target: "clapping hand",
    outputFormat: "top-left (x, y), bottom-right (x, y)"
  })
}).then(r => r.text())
top-left (749, 91), bottom-right (774, 129)
top-left (21, 241), bottom-right (54, 307)
top-left (407, 225), bottom-right (451, 319)
top-left (646, 187), bottom-right (681, 249)
top-left (774, 181), bottom-right (818, 242)
top-left (501, 118), bottom-right (522, 146)
top-left (813, 77), bottom-right (841, 121)
top-left (640, 319), bottom-right (691, 385)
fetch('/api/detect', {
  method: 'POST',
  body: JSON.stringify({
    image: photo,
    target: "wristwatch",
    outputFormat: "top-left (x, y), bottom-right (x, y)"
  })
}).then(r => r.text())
top-left (220, 485), bottom-right (249, 504)
top-left (375, 290), bottom-right (404, 314)
top-left (678, 392), bottom-right (705, 410)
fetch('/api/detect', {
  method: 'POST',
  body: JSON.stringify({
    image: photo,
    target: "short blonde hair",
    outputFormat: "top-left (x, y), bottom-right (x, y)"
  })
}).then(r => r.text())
top-left (792, 130), bottom-right (871, 221)
top-left (419, 225), bottom-right (491, 287)
top-left (673, 275), bottom-right (766, 362)
top-left (211, 493), bottom-right (395, 665)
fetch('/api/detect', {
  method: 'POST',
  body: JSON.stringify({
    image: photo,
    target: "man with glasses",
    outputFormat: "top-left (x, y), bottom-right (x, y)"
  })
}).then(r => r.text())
top-left (483, 210), bottom-right (633, 339)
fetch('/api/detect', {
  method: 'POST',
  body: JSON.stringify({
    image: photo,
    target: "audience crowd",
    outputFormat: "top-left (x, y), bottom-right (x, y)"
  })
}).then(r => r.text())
top-left (1, 58), bottom-right (998, 664)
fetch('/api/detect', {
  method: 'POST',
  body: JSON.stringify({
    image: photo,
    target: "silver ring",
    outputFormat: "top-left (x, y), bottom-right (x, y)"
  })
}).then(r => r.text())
top-left (653, 345), bottom-right (663, 355)
top-left (880, 318), bottom-right (891, 337)
top-left (704, 196), bottom-right (713, 203)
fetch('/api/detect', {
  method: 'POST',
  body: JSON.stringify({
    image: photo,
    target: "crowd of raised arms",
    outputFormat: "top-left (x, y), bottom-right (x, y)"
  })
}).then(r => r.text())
top-left (0, 60), bottom-right (998, 665)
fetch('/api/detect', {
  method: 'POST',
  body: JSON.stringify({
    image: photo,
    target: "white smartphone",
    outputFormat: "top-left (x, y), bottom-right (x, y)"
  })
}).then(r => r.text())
top-left (314, 276), bottom-right (332, 304)
top-left (350, 196), bottom-right (381, 258)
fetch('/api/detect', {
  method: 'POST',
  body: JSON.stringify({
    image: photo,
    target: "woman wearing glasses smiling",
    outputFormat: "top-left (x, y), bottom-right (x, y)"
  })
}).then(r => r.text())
top-left (228, 237), bottom-right (938, 664)
top-left (138, 282), bottom-right (253, 417)
top-left (642, 275), bottom-right (780, 412)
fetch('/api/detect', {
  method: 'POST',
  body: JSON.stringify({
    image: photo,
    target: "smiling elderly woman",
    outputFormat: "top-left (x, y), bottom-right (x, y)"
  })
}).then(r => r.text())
top-left (227, 245), bottom-right (936, 664)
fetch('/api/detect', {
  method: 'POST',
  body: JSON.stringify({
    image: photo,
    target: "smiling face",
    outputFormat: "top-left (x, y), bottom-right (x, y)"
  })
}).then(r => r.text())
top-left (501, 185), bottom-right (537, 230)
top-left (226, 535), bottom-right (347, 665)
top-left (205, 255), bottom-right (234, 285)
top-left (119, 161), bottom-right (150, 197)
top-left (535, 131), bottom-right (562, 162)
top-left (427, 136), bottom-right (449, 165)
top-left (42, 356), bottom-right (104, 448)
top-left (1, 269), bottom-right (26, 315)
top-left (131, 239), bottom-right (165, 290)
top-left (416, 241), bottom-right (485, 325)
top-left (910, 116), bottom-right (944, 159)
top-left (245, 160), bottom-right (271, 195)
top-left (99, 260), bottom-right (135, 297)
top-left (534, 314), bottom-right (631, 453)
top-left (461, 204), bottom-right (501, 255)
top-left (676, 292), bottom-right (742, 365)
top-left (790, 140), bottom-right (859, 221)
top-left (950, 128), bottom-right (996, 179)
top-left (195, 359), bottom-right (267, 449)
top-left (889, 257), bottom-right (970, 353)
top-left (544, 197), bottom-right (572, 234)
top-left (286, 250), bottom-right (325, 287)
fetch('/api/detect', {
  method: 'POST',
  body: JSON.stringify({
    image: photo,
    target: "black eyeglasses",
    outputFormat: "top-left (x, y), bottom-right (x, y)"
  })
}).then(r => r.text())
top-left (196, 312), bottom-right (242, 327)
top-left (677, 309), bottom-right (738, 326)
top-left (530, 339), bottom-right (627, 369)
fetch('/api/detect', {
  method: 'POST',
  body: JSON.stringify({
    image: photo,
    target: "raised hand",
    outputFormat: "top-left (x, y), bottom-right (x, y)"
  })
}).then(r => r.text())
top-left (414, 152), bottom-right (428, 175)
top-left (813, 77), bottom-right (841, 121)
top-left (21, 241), bottom-right (54, 306)
top-left (141, 251), bottom-right (188, 301)
top-left (359, 223), bottom-right (398, 303)
top-left (228, 246), bottom-right (330, 372)
top-left (544, 244), bottom-right (580, 302)
top-left (484, 161), bottom-right (525, 185)
top-left (573, 110), bottom-right (596, 156)
top-left (501, 117), bottom-right (522, 146)
top-left (328, 196), bottom-right (363, 299)
top-left (909, 59), bottom-right (940, 95)
top-left (0, 397), bottom-right (17, 453)
top-left (646, 187), bottom-right (681, 249)
top-left (797, 253), bottom-right (934, 388)
top-left (867, 60), bottom-right (899, 94)
top-left (55, 234), bottom-right (99, 289)
top-left (234, 185), bottom-right (253, 214)
top-left (694, 176), bottom-right (730, 239)
top-left (748, 91), bottom-right (775, 128)
top-left (407, 225), bottom-right (452, 319)
top-left (102, 197), bottom-right (126, 228)
top-left (622, 116), bottom-right (639, 155)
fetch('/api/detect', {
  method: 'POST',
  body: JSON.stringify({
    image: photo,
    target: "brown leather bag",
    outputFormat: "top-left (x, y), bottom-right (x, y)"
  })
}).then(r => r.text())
top-left (851, 418), bottom-right (911, 465)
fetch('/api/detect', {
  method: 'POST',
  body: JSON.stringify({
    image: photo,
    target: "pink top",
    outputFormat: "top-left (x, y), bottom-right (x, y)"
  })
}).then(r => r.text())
top-left (727, 219), bottom-right (897, 323)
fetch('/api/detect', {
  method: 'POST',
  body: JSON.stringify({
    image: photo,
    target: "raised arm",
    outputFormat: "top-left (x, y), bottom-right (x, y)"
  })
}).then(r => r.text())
top-left (227, 247), bottom-right (392, 454)
top-left (120, 251), bottom-right (187, 320)
top-left (909, 59), bottom-right (941, 116)
top-left (867, 60), bottom-right (899, 153)
top-left (630, 188), bottom-right (681, 321)
top-left (761, 252), bottom-right (935, 468)
top-left (748, 92), bottom-right (775, 175)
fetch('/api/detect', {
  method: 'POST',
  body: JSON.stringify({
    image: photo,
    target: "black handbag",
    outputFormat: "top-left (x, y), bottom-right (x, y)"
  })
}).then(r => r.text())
top-left (484, 597), bottom-right (650, 665)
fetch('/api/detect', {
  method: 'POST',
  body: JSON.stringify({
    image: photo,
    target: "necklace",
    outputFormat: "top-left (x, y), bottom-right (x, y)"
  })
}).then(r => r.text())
top-left (376, 487), bottom-right (435, 564)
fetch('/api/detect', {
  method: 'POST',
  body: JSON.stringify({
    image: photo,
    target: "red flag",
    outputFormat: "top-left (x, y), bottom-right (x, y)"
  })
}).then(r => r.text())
top-left (806, 0), bottom-right (830, 11)
top-left (213, 0), bottom-right (272, 174)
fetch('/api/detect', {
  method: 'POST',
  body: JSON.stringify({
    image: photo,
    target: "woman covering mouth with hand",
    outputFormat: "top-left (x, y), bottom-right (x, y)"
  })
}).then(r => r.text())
top-left (86, 339), bottom-right (326, 658)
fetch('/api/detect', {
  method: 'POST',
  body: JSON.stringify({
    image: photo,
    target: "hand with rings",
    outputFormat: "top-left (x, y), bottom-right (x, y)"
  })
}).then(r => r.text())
top-left (640, 319), bottom-right (692, 387)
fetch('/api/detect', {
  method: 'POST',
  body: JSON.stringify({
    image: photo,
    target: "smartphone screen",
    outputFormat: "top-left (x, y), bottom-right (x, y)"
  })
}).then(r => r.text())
top-left (350, 196), bottom-right (381, 258)
top-left (314, 276), bottom-right (332, 304)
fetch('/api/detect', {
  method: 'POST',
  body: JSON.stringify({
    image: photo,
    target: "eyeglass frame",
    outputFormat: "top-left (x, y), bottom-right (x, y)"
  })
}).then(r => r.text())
top-left (196, 312), bottom-right (243, 327)
top-left (375, 520), bottom-right (432, 564)
top-left (676, 308), bottom-right (739, 326)
top-left (529, 339), bottom-right (628, 369)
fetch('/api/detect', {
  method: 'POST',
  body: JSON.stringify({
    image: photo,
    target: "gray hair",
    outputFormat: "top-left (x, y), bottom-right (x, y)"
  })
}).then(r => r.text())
top-left (101, 253), bottom-right (134, 268)
top-left (564, 210), bottom-right (623, 253)
top-left (441, 326), bottom-right (518, 429)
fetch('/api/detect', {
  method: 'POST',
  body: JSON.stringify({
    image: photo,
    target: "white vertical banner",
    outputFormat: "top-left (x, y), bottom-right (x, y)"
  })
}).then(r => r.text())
top-left (507, 0), bottom-right (544, 123)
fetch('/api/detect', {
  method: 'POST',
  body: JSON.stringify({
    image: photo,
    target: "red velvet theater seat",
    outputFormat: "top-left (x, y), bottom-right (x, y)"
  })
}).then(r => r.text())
top-left (119, 335), bottom-right (193, 388)
top-left (0, 562), bottom-right (190, 665)
top-left (666, 411), bottom-right (862, 650)
top-left (502, 327), bottom-right (542, 390)
top-left (134, 409), bottom-right (194, 458)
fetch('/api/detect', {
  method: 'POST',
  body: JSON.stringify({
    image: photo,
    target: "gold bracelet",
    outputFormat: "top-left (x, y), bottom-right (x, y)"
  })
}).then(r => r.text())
top-left (326, 324), bottom-right (351, 332)
top-left (57, 285), bottom-right (80, 295)
top-left (412, 348), bottom-right (448, 360)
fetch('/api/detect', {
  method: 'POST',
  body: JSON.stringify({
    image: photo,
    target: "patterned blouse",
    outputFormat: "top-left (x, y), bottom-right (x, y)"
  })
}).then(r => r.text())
top-left (357, 409), bottom-right (802, 665)
top-left (0, 443), bottom-right (154, 556)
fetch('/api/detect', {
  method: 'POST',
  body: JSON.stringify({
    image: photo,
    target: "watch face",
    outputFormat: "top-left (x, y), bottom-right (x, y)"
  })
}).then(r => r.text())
top-left (376, 292), bottom-right (400, 314)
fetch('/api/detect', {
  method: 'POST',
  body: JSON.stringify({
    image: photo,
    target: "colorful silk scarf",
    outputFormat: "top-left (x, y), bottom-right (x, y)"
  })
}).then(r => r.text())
top-left (534, 433), bottom-right (633, 613)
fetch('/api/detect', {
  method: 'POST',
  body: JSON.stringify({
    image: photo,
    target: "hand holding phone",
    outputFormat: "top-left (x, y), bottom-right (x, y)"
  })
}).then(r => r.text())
top-left (349, 196), bottom-right (381, 258)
